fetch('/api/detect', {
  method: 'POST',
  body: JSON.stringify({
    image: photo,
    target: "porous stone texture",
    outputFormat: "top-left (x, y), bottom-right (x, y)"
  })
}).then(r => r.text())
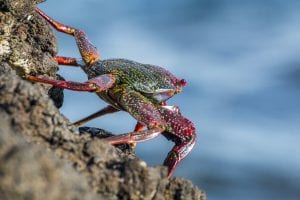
top-left (0, 0), bottom-right (63, 107)
top-left (0, 113), bottom-right (97, 200)
top-left (0, 0), bottom-right (206, 199)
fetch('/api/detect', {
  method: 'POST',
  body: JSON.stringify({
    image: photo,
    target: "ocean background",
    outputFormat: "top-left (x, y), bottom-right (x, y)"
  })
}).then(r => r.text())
top-left (39, 1), bottom-right (300, 199)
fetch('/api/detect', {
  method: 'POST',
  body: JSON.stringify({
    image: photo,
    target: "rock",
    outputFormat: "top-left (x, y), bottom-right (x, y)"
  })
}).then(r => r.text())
top-left (0, 0), bottom-right (206, 199)
top-left (0, 0), bottom-right (63, 107)
top-left (0, 113), bottom-right (98, 200)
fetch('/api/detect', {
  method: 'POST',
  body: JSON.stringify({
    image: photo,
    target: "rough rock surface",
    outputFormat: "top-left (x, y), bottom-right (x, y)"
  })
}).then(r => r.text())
top-left (0, 0), bottom-right (206, 199)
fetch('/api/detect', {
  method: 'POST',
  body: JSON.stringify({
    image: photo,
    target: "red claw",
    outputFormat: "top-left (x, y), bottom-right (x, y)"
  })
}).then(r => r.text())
top-left (158, 106), bottom-right (196, 177)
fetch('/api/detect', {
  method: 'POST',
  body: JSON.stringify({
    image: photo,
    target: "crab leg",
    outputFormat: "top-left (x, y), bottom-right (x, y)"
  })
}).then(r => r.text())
top-left (35, 8), bottom-right (100, 66)
top-left (104, 127), bottom-right (164, 144)
top-left (26, 74), bottom-right (115, 92)
top-left (54, 56), bottom-right (83, 66)
top-left (73, 105), bottom-right (119, 126)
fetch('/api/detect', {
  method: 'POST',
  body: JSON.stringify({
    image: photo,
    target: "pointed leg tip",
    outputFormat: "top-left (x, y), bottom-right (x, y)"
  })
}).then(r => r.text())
top-left (163, 153), bottom-right (179, 178)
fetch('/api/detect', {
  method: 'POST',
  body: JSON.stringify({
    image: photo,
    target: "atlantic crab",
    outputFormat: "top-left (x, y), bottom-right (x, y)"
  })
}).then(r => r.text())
top-left (26, 7), bottom-right (197, 177)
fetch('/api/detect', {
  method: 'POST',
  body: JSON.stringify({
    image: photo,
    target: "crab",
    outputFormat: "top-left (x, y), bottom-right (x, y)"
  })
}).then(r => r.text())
top-left (26, 7), bottom-right (197, 177)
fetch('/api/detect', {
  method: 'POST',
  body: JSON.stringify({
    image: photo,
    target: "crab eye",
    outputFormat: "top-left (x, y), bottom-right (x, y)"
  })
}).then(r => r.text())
top-left (180, 79), bottom-right (187, 87)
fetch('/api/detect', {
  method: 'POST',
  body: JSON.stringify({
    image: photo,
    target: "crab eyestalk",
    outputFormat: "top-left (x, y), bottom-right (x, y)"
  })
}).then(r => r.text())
top-left (180, 79), bottom-right (187, 87)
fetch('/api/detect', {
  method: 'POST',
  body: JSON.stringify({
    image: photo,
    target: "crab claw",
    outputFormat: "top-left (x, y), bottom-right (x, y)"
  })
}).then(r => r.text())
top-left (163, 134), bottom-right (196, 177)
top-left (158, 106), bottom-right (197, 177)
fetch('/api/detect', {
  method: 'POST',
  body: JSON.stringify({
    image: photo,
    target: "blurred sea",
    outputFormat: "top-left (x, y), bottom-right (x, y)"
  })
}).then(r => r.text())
top-left (39, 1), bottom-right (300, 199)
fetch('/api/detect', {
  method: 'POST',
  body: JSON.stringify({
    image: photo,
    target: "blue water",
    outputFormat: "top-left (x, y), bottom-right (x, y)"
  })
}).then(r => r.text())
top-left (39, 1), bottom-right (300, 199)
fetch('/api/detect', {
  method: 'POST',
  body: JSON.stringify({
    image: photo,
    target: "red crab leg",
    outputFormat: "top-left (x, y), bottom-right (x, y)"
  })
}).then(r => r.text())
top-left (73, 105), bottom-right (120, 126)
top-left (54, 56), bottom-right (82, 66)
top-left (35, 8), bottom-right (100, 66)
top-left (104, 127), bottom-right (164, 144)
top-left (26, 74), bottom-right (115, 92)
